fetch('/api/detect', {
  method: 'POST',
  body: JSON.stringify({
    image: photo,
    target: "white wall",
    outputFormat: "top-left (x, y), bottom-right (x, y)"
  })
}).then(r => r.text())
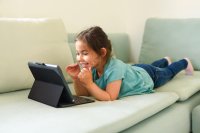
top-left (1, 0), bottom-right (200, 62)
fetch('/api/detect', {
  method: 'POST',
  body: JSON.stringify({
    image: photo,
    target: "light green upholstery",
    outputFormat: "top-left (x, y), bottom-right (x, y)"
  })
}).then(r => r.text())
top-left (138, 18), bottom-right (200, 133)
top-left (192, 105), bottom-right (200, 133)
top-left (1, 18), bottom-right (200, 133)
top-left (68, 33), bottom-right (131, 63)
top-left (0, 18), bottom-right (74, 93)
top-left (139, 18), bottom-right (200, 70)
top-left (156, 71), bottom-right (200, 101)
top-left (0, 90), bottom-right (178, 133)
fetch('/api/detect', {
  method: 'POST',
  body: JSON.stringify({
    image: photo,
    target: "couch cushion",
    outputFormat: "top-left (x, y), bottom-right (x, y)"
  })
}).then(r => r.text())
top-left (0, 18), bottom-right (74, 93)
top-left (156, 71), bottom-right (200, 101)
top-left (0, 90), bottom-right (178, 133)
top-left (192, 104), bottom-right (200, 133)
top-left (139, 18), bottom-right (200, 70)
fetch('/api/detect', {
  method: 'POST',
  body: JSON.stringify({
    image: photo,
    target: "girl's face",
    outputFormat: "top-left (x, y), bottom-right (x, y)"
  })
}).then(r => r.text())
top-left (75, 40), bottom-right (101, 69)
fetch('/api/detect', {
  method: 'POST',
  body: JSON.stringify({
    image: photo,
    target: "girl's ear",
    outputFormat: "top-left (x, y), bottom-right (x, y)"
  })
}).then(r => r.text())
top-left (100, 48), bottom-right (107, 57)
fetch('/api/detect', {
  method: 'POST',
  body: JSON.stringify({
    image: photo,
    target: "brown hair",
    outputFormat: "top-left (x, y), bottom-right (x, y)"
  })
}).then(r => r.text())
top-left (76, 26), bottom-right (112, 62)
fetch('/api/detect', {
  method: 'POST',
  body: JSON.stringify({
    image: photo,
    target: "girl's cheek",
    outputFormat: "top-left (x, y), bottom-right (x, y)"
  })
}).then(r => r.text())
top-left (91, 61), bottom-right (96, 67)
top-left (91, 58), bottom-right (99, 67)
top-left (85, 57), bottom-right (93, 66)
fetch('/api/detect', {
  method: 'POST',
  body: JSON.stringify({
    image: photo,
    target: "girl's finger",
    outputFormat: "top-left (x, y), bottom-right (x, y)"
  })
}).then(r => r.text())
top-left (89, 67), bottom-right (92, 71)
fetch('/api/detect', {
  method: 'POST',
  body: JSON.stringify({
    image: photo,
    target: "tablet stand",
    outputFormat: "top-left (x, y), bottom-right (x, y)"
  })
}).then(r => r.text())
top-left (28, 80), bottom-right (64, 107)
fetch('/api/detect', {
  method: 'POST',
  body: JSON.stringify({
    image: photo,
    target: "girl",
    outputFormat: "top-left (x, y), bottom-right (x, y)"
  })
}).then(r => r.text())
top-left (66, 26), bottom-right (194, 101)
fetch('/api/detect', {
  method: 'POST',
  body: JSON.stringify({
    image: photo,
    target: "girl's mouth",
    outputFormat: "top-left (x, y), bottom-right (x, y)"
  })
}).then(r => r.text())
top-left (79, 62), bottom-right (90, 69)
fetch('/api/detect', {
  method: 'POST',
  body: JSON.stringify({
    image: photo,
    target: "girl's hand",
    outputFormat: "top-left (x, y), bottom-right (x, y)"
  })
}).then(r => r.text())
top-left (78, 67), bottom-right (93, 88)
top-left (66, 63), bottom-right (80, 80)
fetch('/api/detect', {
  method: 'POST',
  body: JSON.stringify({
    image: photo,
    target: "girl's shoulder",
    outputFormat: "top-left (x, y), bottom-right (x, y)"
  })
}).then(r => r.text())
top-left (109, 57), bottom-right (126, 66)
top-left (105, 57), bottom-right (127, 71)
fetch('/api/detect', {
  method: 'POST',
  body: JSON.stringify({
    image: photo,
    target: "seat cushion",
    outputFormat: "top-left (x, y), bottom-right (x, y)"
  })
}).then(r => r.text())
top-left (0, 90), bottom-right (178, 133)
top-left (0, 18), bottom-right (74, 93)
top-left (156, 71), bottom-right (200, 101)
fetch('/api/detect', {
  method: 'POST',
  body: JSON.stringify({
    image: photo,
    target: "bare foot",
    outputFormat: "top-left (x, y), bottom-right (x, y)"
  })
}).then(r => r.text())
top-left (164, 56), bottom-right (172, 65)
top-left (184, 58), bottom-right (194, 75)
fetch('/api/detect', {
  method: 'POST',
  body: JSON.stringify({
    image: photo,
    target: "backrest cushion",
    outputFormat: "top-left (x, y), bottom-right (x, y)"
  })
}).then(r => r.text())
top-left (139, 18), bottom-right (200, 70)
top-left (0, 18), bottom-right (74, 93)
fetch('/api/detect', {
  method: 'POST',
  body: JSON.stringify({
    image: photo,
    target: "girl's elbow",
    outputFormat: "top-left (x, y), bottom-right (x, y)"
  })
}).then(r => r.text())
top-left (109, 94), bottom-right (118, 101)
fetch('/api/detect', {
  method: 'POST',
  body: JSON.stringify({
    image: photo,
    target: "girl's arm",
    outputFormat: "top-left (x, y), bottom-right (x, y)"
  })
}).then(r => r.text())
top-left (86, 80), bottom-right (122, 101)
top-left (78, 67), bottom-right (122, 101)
top-left (73, 78), bottom-right (90, 96)
top-left (66, 64), bottom-right (90, 96)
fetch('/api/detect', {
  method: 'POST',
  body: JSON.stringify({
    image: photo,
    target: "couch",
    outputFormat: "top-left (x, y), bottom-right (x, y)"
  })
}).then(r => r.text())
top-left (0, 18), bottom-right (200, 133)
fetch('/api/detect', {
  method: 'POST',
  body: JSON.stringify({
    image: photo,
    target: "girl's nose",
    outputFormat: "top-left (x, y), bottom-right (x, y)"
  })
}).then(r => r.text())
top-left (76, 55), bottom-right (83, 61)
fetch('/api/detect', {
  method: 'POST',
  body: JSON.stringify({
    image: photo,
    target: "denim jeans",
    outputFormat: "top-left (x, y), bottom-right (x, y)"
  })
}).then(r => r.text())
top-left (134, 58), bottom-right (188, 88)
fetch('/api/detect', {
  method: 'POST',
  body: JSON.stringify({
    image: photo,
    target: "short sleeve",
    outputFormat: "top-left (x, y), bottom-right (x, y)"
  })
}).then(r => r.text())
top-left (104, 62), bottom-right (126, 84)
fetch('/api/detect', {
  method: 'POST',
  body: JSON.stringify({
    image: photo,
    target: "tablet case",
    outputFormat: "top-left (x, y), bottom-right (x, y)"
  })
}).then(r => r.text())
top-left (28, 80), bottom-right (64, 107)
top-left (28, 62), bottom-right (73, 107)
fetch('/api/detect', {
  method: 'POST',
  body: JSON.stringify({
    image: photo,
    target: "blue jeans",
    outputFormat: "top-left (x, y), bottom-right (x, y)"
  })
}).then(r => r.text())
top-left (134, 58), bottom-right (188, 88)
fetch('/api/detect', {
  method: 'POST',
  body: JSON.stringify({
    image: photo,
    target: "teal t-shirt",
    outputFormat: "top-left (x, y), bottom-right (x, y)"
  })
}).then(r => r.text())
top-left (92, 57), bottom-right (154, 99)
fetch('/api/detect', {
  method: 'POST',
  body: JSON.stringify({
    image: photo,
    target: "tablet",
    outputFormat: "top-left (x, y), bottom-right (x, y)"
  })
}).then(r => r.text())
top-left (28, 62), bottom-right (94, 107)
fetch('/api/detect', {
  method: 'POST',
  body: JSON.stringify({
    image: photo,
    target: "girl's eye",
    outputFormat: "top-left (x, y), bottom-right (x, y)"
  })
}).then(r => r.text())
top-left (82, 52), bottom-right (88, 55)
top-left (76, 51), bottom-right (88, 56)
